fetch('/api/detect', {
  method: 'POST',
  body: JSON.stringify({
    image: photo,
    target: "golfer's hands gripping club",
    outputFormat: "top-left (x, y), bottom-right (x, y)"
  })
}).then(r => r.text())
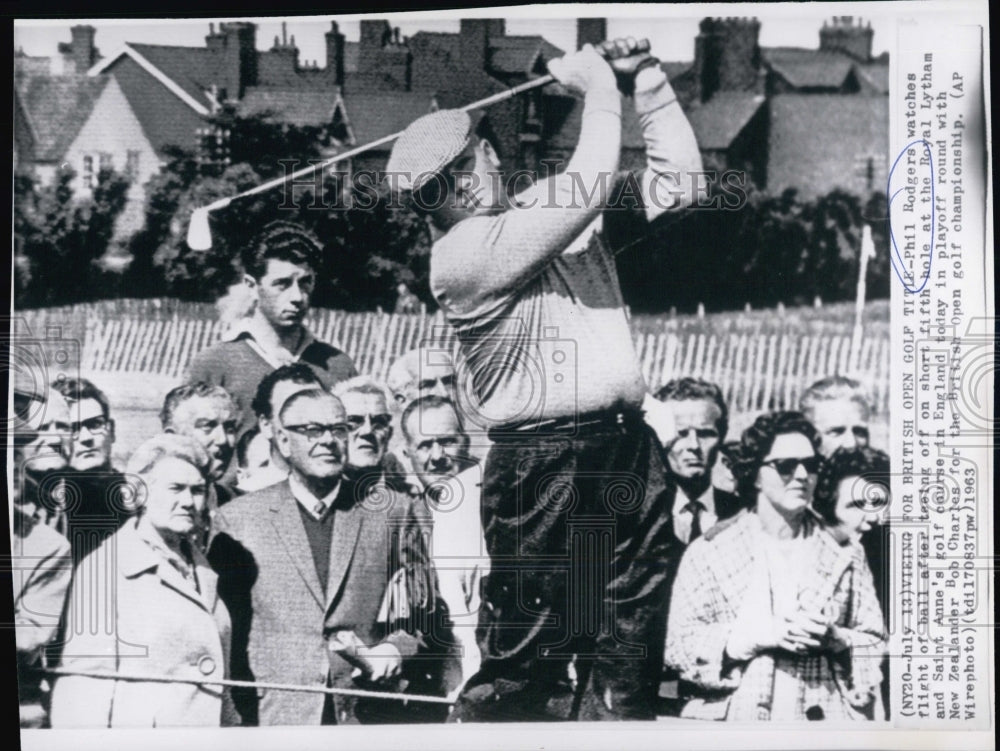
top-left (548, 38), bottom-right (656, 97)
top-left (547, 44), bottom-right (617, 95)
top-left (598, 37), bottom-right (658, 95)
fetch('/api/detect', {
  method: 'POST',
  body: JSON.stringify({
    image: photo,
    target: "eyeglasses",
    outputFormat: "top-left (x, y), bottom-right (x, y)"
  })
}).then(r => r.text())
top-left (283, 423), bottom-right (351, 442)
top-left (762, 456), bottom-right (822, 476)
top-left (71, 415), bottom-right (111, 435)
top-left (345, 413), bottom-right (392, 432)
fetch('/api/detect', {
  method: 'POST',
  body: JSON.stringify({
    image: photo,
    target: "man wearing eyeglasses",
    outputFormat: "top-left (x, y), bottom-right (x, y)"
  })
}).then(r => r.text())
top-left (210, 388), bottom-right (438, 725)
top-left (18, 384), bottom-right (73, 534)
top-left (332, 376), bottom-right (411, 486)
top-left (11, 376), bottom-right (73, 728)
top-left (52, 379), bottom-right (130, 553)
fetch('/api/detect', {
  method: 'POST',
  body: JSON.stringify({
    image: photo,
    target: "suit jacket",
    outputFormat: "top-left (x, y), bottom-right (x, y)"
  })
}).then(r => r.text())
top-left (210, 476), bottom-right (438, 726)
top-left (664, 510), bottom-right (886, 721)
top-left (49, 522), bottom-right (232, 727)
top-left (662, 484), bottom-right (744, 609)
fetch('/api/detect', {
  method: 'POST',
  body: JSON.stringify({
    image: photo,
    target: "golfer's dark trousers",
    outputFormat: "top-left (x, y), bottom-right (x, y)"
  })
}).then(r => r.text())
top-left (451, 410), bottom-right (678, 722)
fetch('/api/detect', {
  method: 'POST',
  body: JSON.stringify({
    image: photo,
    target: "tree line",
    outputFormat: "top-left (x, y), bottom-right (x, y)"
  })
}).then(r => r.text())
top-left (14, 112), bottom-right (890, 313)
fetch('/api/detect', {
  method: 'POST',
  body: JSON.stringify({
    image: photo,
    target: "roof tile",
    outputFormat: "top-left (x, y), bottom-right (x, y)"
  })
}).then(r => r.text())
top-left (15, 74), bottom-right (109, 161)
top-left (686, 92), bottom-right (765, 149)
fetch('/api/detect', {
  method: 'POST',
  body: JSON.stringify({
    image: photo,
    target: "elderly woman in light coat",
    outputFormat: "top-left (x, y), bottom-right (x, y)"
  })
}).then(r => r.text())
top-left (50, 434), bottom-right (234, 727)
top-left (664, 412), bottom-right (885, 722)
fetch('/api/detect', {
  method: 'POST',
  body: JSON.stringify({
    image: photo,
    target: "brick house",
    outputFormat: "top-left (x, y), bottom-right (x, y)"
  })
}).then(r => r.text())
top-left (666, 16), bottom-right (889, 198)
top-left (15, 15), bottom-right (887, 253)
top-left (15, 28), bottom-right (159, 240)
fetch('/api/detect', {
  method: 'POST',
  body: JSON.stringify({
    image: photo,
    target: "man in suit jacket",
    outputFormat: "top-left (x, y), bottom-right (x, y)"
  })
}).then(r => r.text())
top-left (209, 388), bottom-right (436, 726)
top-left (11, 380), bottom-right (72, 727)
top-left (651, 378), bottom-right (743, 715)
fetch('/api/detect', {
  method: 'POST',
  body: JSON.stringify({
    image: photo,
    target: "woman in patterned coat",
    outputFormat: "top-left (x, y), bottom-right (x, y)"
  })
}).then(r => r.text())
top-left (664, 412), bottom-right (885, 721)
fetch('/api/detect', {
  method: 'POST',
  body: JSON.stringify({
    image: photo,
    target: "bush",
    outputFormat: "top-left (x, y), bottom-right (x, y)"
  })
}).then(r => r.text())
top-left (14, 166), bottom-right (129, 308)
top-left (615, 185), bottom-right (891, 313)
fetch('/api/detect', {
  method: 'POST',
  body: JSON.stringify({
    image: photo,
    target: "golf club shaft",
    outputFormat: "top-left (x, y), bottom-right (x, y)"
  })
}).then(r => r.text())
top-left (205, 74), bottom-right (556, 212)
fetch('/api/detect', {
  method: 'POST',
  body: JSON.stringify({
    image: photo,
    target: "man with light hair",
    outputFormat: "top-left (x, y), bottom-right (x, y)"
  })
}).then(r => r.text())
top-left (11, 377), bottom-right (72, 728)
top-left (399, 395), bottom-right (486, 702)
top-left (800, 375), bottom-right (872, 457)
top-left (161, 382), bottom-right (240, 543)
top-left (386, 348), bottom-right (456, 409)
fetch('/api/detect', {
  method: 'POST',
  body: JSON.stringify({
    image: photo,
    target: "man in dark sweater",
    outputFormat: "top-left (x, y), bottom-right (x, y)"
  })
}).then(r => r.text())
top-left (186, 221), bottom-right (357, 435)
top-left (210, 389), bottom-right (438, 725)
top-left (52, 378), bottom-right (131, 555)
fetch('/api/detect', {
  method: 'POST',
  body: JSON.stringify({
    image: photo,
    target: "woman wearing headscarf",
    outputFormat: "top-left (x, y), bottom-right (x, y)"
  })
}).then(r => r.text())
top-left (50, 433), bottom-right (234, 727)
top-left (664, 411), bottom-right (885, 721)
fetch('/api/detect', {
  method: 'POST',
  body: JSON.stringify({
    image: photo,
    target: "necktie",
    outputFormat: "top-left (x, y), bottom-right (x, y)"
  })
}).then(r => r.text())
top-left (685, 500), bottom-right (704, 544)
top-left (313, 501), bottom-right (326, 517)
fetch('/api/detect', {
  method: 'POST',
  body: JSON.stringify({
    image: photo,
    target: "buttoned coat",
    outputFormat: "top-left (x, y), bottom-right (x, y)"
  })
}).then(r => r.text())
top-left (49, 521), bottom-right (232, 727)
top-left (12, 507), bottom-right (72, 724)
top-left (664, 510), bottom-right (885, 721)
top-left (209, 477), bottom-right (438, 726)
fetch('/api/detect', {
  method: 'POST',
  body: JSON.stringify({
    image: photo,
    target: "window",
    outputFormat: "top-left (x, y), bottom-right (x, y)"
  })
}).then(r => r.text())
top-left (126, 150), bottom-right (141, 180)
top-left (99, 151), bottom-right (113, 171)
top-left (82, 155), bottom-right (94, 188)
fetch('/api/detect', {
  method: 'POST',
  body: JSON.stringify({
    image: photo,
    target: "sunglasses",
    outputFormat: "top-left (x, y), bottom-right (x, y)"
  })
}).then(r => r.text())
top-left (283, 423), bottom-right (351, 442)
top-left (762, 456), bottom-right (822, 476)
top-left (345, 413), bottom-right (392, 431)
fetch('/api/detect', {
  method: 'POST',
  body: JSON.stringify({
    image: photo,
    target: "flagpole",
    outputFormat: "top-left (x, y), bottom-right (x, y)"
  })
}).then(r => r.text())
top-left (851, 224), bottom-right (875, 372)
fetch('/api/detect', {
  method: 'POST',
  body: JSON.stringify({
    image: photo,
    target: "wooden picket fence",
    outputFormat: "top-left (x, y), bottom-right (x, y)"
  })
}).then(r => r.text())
top-left (18, 304), bottom-right (890, 415)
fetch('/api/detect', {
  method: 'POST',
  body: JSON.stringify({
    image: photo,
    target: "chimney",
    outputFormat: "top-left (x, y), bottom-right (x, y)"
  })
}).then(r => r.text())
top-left (70, 25), bottom-right (98, 73)
top-left (460, 19), bottom-right (491, 73)
top-left (576, 18), bottom-right (606, 49)
top-left (325, 21), bottom-right (345, 86)
top-left (693, 17), bottom-right (761, 102)
top-left (206, 22), bottom-right (226, 53)
top-left (359, 19), bottom-right (391, 72)
top-left (270, 22), bottom-right (299, 74)
top-left (220, 21), bottom-right (257, 100)
top-left (819, 16), bottom-right (874, 62)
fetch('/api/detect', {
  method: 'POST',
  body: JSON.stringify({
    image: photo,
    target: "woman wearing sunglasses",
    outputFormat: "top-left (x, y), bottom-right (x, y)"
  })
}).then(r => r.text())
top-left (664, 411), bottom-right (885, 721)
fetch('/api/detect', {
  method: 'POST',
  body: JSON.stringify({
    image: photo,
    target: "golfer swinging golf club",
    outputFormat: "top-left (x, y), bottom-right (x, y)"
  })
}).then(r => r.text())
top-left (386, 38), bottom-right (702, 721)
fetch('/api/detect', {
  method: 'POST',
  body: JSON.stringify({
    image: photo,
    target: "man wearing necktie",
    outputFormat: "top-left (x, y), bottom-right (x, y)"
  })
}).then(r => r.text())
top-left (651, 378), bottom-right (744, 715)
top-left (209, 388), bottom-right (436, 725)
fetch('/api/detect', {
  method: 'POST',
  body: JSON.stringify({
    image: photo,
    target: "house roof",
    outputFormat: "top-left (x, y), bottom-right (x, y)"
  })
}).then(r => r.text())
top-left (769, 93), bottom-right (888, 137)
top-left (15, 73), bottom-right (109, 161)
top-left (97, 42), bottom-right (342, 112)
top-left (240, 87), bottom-right (340, 127)
top-left (762, 47), bottom-right (856, 89)
top-left (686, 92), bottom-right (765, 150)
top-left (340, 91), bottom-right (437, 147)
top-left (489, 35), bottom-right (564, 74)
top-left (853, 62), bottom-right (889, 94)
top-left (126, 44), bottom-right (219, 108)
top-left (408, 30), bottom-right (563, 77)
